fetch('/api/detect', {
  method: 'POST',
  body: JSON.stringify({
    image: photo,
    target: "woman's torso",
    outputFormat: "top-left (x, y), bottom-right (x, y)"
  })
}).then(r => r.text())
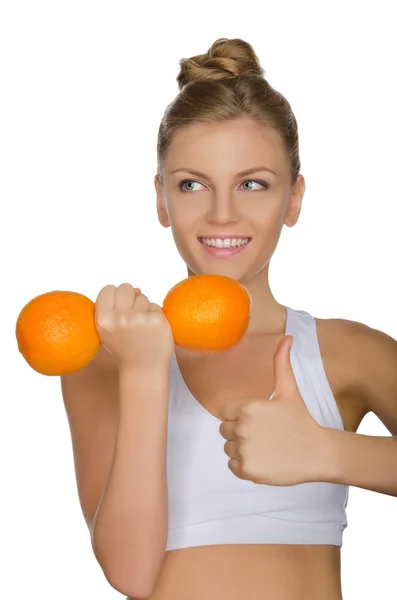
top-left (128, 309), bottom-right (368, 600)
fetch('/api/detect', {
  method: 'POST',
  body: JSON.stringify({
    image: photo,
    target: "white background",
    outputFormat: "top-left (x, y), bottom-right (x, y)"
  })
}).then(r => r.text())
top-left (1, 1), bottom-right (396, 598)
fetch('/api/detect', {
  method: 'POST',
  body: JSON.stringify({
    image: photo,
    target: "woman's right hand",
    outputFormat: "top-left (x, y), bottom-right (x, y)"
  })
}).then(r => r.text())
top-left (94, 283), bottom-right (175, 372)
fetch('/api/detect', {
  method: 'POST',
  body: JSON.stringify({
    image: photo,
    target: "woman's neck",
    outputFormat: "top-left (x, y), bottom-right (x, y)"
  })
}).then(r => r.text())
top-left (186, 263), bottom-right (286, 335)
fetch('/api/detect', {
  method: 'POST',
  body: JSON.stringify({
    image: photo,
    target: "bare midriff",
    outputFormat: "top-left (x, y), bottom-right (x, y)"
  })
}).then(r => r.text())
top-left (127, 544), bottom-right (342, 600)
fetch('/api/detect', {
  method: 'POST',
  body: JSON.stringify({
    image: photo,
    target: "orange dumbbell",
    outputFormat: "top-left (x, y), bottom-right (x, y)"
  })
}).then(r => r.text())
top-left (15, 275), bottom-right (251, 376)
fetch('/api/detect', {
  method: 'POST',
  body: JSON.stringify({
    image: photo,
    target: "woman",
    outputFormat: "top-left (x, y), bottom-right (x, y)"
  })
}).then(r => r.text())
top-left (61, 38), bottom-right (397, 600)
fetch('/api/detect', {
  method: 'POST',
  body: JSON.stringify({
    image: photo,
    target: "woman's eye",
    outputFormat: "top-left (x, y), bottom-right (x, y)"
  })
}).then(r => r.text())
top-left (241, 180), bottom-right (269, 191)
top-left (178, 179), bottom-right (269, 192)
top-left (179, 180), bottom-right (204, 192)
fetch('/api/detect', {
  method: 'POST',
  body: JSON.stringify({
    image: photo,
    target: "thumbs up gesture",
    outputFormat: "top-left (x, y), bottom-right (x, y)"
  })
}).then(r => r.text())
top-left (219, 336), bottom-right (331, 486)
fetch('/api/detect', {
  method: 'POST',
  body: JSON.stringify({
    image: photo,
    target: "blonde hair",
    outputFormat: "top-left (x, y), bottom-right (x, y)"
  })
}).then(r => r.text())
top-left (156, 38), bottom-right (301, 185)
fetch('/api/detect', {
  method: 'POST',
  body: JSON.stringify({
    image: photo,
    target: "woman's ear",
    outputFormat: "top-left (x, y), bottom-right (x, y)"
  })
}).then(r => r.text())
top-left (284, 174), bottom-right (305, 228)
top-left (154, 174), bottom-right (170, 228)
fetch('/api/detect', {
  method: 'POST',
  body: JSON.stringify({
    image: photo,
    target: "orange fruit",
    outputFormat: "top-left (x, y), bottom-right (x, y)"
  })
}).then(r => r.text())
top-left (162, 274), bottom-right (251, 351)
top-left (16, 291), bottom-right (101, 376)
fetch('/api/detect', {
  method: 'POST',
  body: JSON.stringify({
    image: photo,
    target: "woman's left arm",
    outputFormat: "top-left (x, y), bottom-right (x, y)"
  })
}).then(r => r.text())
top-left (220, 323), bottom-right (397, 495)
top-left (324, 323), bottom-right (397, 497)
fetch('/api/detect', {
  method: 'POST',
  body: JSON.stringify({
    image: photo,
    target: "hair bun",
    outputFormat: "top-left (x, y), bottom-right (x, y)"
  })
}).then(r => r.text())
top-left (177, 38), bottom-right (265, 90)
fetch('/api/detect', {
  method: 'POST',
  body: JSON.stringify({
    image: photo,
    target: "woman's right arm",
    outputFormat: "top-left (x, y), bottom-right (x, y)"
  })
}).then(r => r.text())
top-left (62, 349), bottom-right (170, 599)
top-left (61, 283), bottom-right (174, 599)
top-left (92, 364), bottom-right (170, 599)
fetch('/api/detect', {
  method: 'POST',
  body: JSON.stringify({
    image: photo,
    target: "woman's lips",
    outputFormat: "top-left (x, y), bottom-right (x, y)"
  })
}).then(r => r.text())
top-left (198, 238), bottom-right (251, 258)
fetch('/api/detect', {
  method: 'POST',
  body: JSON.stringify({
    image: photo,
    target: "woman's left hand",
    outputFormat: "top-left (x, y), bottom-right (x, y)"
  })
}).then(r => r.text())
top-left (219, 336), bottom-right (331, 486)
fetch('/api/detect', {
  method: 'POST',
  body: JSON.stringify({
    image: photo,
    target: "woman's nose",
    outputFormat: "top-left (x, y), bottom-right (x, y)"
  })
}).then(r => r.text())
top-left (205, 194), bottom-right (239, 224)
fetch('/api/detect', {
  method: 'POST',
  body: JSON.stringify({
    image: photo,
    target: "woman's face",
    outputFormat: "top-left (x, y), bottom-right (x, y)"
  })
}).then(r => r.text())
top-left (155, 117), bottom-right (305, 283)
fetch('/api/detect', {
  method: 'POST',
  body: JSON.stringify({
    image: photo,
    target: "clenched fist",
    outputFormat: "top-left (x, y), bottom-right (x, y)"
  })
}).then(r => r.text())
top-left (94, 283), bottom-right (174, 372)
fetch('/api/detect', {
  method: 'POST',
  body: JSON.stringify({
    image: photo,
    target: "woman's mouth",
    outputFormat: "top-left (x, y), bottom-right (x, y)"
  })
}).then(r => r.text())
top-left (197, 236), bottom-right (252, 258)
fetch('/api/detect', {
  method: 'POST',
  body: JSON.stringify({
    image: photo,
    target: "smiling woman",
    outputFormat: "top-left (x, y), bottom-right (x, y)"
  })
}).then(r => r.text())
top-left (59, 36), bottom-right (397, 600)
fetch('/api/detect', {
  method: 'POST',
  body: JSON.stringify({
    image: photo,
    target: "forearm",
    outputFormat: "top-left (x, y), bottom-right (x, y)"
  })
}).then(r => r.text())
top-left (92, 367), bottom-right (169, 597)
top-left (323, 428), bottom-right (397, 497)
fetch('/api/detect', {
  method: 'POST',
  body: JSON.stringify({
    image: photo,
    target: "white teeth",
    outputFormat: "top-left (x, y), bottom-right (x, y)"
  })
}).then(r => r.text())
top-left (200, 237), bottom-right (250, 248)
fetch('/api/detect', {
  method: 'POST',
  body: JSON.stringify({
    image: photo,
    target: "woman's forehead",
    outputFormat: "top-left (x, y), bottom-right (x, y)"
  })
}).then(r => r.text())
top-left (163, 120), bottom-right (285, 176)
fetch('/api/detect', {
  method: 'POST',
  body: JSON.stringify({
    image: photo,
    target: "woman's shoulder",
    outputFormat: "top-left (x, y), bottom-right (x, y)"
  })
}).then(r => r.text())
top-left (315, 314), bottom-right (397, 435)
top-left (314, 313), bottom-right (396, 356)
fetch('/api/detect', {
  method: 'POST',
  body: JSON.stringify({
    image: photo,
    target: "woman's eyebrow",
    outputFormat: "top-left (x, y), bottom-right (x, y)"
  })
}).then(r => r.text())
top-left (169, 166), bottom-right (277, 178)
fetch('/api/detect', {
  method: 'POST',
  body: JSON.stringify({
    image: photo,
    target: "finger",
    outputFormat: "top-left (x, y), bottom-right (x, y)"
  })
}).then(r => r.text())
top-left (224, 440), bottom-right (239, 460)
top-left (133, 292), bottom-right (151, 311)
top-left (219, 420), bottom-right (236, 440)
top-left (228, 458), bottom-right (243, 479)
top-left (95, 285), bottom-right (116, 326)
top-left (115, 283), bottom-right (140, 311)
top-left (273, 335), bottom-right (298, 398)
top-left (149, 302), bottom-right (164, 313)
top-left (218, 398), bottom-right (244, 421)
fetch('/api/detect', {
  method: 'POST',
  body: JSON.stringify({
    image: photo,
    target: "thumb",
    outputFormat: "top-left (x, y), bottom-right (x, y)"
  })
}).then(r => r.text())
top-left (272, 335), bottom-right (297, 399)
top-left (149, 302), bottom-right (164, 313)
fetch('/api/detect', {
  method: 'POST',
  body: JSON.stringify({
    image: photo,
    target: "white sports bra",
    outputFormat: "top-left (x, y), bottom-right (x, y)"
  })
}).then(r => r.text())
top-left (165, 307), bottom-right (349, 551)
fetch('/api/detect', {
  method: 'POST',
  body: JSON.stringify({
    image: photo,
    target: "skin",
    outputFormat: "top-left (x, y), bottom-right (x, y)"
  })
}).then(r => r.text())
top-left (140, 115), bottom-right (358, 600)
